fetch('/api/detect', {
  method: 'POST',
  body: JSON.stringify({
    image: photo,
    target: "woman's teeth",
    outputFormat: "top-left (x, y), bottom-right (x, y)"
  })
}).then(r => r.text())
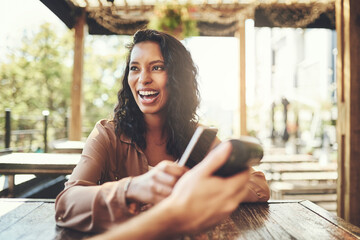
top-left (138, 90), bottom-right (159, 99)
top-left (139, 90), bottom-right (158, 96)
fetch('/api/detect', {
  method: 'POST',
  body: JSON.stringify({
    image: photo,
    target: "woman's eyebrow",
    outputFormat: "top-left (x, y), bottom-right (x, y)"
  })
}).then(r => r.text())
top-left (149, 60), bottom-right (165, 65)
top-left (130, 61), bottom-right (139, 65)
top-left (130, 60), bottom-right (164, 65)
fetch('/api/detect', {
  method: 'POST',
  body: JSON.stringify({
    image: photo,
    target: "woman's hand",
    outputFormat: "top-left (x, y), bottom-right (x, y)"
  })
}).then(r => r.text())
top-left (126, 160), bottom-right (188, 204)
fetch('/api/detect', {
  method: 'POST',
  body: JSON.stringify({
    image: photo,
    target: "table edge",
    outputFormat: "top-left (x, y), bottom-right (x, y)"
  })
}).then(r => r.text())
top-left (0, 198), bottom-right (55, 203)
top-left (300, 200), bottom-right (360, 238)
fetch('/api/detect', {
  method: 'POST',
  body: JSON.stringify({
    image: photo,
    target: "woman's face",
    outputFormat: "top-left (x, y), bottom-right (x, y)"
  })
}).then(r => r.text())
top-left (128, 41), bottom-right (169, 116)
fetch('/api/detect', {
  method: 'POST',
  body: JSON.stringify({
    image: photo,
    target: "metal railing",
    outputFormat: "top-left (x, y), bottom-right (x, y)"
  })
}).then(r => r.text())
top-left (0, 109), bottom-right (67, 153)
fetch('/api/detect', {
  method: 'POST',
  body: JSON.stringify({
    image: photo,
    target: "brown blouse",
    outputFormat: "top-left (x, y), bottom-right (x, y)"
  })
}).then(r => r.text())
top-left (55, 119), bottom-right (270, 232)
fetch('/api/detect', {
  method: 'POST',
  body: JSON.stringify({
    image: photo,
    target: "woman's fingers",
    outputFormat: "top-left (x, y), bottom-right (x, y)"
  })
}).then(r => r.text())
top-left (152, 183), bottom-right (173, 197)
top-left (127, 161), bottom-right (187, 204)
top-left (153, 171), bottom-right (177, 186)
top-left (149, 182), bottom-right (174, 204)
top-left (156, 161), bottom-right (188, 177)
top-left (151, 163), bottom-right (187, 201)
top-left (153, 161), bottom-right (188, 186)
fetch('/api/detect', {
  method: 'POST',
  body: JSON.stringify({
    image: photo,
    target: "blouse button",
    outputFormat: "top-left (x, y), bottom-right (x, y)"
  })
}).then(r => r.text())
top-left (97, 180), bottom-right (101, 185)
top-left (115, 176), bottom-right (119, 180)
top-left (57, 216), bottom-right (63, 221)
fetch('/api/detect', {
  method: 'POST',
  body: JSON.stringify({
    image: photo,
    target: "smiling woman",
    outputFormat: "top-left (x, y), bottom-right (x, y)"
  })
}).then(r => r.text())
top-left (114, 29), bottom-right (200, 159)
top-left (128, 41), bottom-right (169, 116)
top-left (54, 29), bottom-right (270, 233)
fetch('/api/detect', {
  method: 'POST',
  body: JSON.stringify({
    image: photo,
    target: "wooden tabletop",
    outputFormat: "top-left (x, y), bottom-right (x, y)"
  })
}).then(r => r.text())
top-left (0, 153), bottom-right (81, 175)
top-left (0, 198), bottom-right (359, 239)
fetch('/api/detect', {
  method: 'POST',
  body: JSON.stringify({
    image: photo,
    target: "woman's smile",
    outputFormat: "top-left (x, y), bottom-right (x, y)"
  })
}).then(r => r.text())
top-left (138, 88), bottom-right (160, 104)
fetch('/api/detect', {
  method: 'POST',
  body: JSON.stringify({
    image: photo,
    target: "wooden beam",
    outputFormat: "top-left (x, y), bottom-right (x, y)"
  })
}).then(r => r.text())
top-left (69, 10), bottom-right (86, 141)
top-left (336, 0), bottom-right (360, 227)
top-left (235, 22), bottom-right (247, 136)
top-left (40, 0), bottom-right (77, 29)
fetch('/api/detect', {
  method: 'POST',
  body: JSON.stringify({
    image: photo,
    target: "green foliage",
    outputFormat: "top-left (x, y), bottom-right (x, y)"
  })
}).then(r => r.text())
top-left (148, 2), bottom-right (199, 39)
top-left (0, 23), bottom-right (72, 126)
top-left (0, 22), bottom-right (129, 142)
top-left (82, 35), bottom-right (131, 132)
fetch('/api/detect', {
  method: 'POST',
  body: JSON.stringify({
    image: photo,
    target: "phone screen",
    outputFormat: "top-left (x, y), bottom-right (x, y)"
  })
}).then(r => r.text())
top-left (177, 126), bottom-right (218, 168)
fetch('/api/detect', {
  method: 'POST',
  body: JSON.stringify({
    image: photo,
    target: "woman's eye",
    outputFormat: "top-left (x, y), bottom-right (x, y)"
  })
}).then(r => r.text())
top-left (130, 66), bottom-right (139, 71)
top-left (153, 66), bottom-right (165, 71)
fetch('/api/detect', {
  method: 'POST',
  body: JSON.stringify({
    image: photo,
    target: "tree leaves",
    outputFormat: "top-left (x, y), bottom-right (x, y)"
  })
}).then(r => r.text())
top-left (0, 23), bottom-right (128, 140)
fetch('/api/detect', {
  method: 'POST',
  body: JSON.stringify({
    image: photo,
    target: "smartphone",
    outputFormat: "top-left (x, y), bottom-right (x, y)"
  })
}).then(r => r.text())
top-left (177, 126), bottom-right (218, 168)
top-left (214, 137), bottom-right (264, 177)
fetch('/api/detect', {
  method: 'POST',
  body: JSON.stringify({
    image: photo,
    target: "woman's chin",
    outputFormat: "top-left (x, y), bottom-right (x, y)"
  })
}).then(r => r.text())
top-left (138, 105), bottom-right (167, 116)
top-left (140, 108), bottom-right (162, 115)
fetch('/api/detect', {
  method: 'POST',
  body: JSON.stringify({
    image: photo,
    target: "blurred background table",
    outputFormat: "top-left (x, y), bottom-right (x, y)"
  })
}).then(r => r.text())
top-left (51, 140), bottom-right (85, 154)
top-left (0, 153), bottom-right (80, 198)
top-left (0, 153), bottom-right (80, 175)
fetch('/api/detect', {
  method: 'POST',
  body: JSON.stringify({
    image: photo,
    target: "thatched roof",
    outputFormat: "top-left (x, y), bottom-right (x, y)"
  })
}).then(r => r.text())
top-left (40, 0), bottom-right (335, 36)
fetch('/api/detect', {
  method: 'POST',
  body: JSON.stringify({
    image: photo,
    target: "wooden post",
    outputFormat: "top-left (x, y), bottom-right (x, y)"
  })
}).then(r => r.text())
top-left (69, 10), bottom-right (86, 141)
top-left (64, 116), bottom-right (68, 139)
top-left (235, 21), bottom-right (247, 136)
top-left (336, 0), bottom-right (360, 227)
top-left (7, 175), bottom-right (14, 197)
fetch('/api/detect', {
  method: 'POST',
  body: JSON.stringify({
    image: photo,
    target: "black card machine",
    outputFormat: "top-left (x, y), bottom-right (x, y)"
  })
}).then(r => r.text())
top-left (178, 126), bottom-right (263, 177)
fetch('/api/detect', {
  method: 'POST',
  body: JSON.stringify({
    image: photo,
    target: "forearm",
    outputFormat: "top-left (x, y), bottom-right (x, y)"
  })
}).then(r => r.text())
top-left (55, 179), bottom-right (135, 232)
top-left (89, 199), bottom-right (181, 240)
top-left (242, 169), bottom-right (270, 202)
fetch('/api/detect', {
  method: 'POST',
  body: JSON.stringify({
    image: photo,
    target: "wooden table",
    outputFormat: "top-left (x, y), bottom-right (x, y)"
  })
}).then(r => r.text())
top-left (261, 154), bottom-right (318, 164)
top-left (0, 153), bottom-right (81, 175)
top-left (51, 140), bottom-right (85, 154)
top-left (260, 162), bottom-right (337, 173)
top-left (258, 159), bottom-right (338, 184)
top-left (0, 198), bottom-right (359, 239)
top-left (0, 153), bottom-right (80, 196)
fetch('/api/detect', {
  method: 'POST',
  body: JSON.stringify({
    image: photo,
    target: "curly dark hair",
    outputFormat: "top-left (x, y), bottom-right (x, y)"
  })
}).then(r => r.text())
top-left (113, 29), bottom-right (200, 158)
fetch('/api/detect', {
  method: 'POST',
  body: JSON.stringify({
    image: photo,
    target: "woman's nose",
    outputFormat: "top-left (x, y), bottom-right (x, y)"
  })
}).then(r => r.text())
top-left (139, 70), bottom-right (152, 84)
